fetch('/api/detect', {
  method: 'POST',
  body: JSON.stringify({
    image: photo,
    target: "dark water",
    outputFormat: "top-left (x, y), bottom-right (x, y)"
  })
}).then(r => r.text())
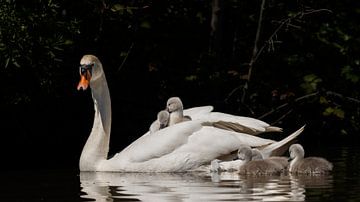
top-left (1, 146), bottom-right (359, 202)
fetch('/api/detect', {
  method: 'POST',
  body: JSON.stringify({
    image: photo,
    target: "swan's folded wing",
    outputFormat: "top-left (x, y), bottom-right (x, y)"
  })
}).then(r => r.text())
top-left (173, 127), bottom-right (276, 164)
top-left (194, 112), bottom-right (274, 133)
top-left (259, 125), bottom-right (305, 158)
top-left (114, 121), bottom-right (203, 163)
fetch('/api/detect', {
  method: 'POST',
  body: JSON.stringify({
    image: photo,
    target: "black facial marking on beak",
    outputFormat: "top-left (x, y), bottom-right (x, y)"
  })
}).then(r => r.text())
top-left (80, 63), bottom-right (94, 76)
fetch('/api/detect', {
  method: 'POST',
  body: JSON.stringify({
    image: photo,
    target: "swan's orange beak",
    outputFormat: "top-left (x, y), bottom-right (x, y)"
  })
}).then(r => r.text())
top-left (77, 70), bottom-right (91, 91)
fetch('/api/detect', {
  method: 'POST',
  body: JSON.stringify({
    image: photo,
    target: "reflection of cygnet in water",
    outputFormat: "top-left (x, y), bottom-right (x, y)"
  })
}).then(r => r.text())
top-left (149, 110), bottom-right (170, 134)
top-left (238, 145), bottom-right (285, 175)
top-left (289, 144), bottom-right (333, 174)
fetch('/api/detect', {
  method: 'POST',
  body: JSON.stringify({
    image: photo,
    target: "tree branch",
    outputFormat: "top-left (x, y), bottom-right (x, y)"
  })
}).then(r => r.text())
top-left (241, 0), bottom-right (266, 103)
top-left (117, 42), bottom-right (134, 72)
top-left (258, 92), bottom-right (319, 119)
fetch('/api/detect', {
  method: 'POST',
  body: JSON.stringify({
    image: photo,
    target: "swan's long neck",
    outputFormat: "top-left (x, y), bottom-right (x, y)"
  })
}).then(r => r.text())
top-left (80, 73), bottom-right (111, 171)
top-left (289, 154), bottom-right (303, 172)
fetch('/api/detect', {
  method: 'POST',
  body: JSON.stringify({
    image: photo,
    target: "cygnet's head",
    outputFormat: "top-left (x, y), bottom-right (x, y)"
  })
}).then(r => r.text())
top-left (237, 145), bottom-right (253, 161)
top-left (166, 97), bottom-right (183, 112)
top-left (157, 110), bottom-right (170, 127)
top-left (77, 55), bottom-right (104, 90)
top-left (251, 149), bottom-right (264, 160)
top-left (289, 144), bottom-right (305, 159)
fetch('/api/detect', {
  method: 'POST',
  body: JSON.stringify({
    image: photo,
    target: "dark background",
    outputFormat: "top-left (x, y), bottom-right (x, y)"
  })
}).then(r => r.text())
top-left (1, 0), bottom-right (359, 171)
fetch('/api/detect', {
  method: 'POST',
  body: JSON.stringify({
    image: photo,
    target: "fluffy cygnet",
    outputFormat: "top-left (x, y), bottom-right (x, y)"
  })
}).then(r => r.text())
top-left (166, 97), bottom-right (192, 126)
top-left (238, 145), bottom-right (285, 175)
top-left (289, 144), bottom-right (333, 174)
top-left (149, 110), bottom-right (170, 134)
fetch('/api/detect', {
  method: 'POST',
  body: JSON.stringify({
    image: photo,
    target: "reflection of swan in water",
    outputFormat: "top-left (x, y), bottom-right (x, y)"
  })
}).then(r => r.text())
top-left (77, 55), bottom-right (305, 172)
top-left (80, 172), bottom-right (333, 202)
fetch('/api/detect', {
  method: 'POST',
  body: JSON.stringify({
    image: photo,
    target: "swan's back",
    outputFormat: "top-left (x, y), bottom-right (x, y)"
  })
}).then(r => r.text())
top-left (291, 157), bottom-right (333, 174)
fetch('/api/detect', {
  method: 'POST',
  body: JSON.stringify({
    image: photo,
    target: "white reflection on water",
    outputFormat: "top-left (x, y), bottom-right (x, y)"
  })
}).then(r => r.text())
top-left (80, 171), bottom-right (333, 202)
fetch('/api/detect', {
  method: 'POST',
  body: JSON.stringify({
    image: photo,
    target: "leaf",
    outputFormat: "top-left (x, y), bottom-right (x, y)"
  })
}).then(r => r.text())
top-left (185, 75), bottom-right (198, 81)
top-left (140, 21), bottom-right (151, 29)
top-left (323, 107), bottom-right (334, 116)
top-left (341, 65), bottom-right (359, 83)
top-left (301, 74), bottom-right (322, 93)
top-left (111, 4), bottom-right (125, 12)
top-left (126, 7), bottom-right (133, 15)
top-left (333, 108), bottom-right (345, 119)
top-left (323, 107), bottom-right (345, 119)
top-left (319, 96), bottom-right (328, 104)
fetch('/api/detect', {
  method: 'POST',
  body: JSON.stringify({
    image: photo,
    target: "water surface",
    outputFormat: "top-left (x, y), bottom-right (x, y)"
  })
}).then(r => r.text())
top-left (1, 146), bottom-right (359, 201)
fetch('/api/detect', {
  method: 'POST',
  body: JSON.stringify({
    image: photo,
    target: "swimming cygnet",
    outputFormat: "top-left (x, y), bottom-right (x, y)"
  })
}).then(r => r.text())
top-left (251, 148), bottom-right (289, 170)
top-left (289, 144), bottom-right (333, 174)
top-left (238, 145), bottom-right (285, 175)
top-left (149, 110), bottom-right (170, 134)
top-left (166, 97), bottom-right (192, 126)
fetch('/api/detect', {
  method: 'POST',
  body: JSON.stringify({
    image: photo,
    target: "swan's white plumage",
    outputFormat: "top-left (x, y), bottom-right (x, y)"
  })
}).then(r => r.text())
top-left (78, 55), bottom-right (304, 172)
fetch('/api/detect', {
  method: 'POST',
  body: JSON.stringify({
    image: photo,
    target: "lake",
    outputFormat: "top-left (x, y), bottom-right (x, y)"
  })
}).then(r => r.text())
top-left (1, 145), bottom-right (359, 201)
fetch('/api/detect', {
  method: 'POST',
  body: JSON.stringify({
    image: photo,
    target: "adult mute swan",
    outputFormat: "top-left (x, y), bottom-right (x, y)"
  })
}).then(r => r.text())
top-left (77, 55), bottom-right (304, 172)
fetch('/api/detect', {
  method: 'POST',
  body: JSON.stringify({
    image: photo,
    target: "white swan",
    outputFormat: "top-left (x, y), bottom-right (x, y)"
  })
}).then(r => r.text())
top-left (77, 55), bottom-right (305, 172)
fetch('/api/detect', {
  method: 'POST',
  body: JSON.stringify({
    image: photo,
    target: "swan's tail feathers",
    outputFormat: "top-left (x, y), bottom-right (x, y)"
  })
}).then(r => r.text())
top-left (265, 126), bottom-right (283, 133)
top-left (260, 125), bottom-right (305, 158)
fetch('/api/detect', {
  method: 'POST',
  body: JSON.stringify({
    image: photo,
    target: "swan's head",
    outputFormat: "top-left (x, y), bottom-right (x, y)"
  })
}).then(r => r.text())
top-left (251, 148), bottom-right (264, 160)
top-left (237, 145), bottom-right (252, 161)
top-left (157, 110), bottom-right (170, 127)
top-left (77, 55), bottom-right (104, 90)
top-left (289, 144), bottom-right (305, 159)
top-left (166, 97), bottom-right (183, 112)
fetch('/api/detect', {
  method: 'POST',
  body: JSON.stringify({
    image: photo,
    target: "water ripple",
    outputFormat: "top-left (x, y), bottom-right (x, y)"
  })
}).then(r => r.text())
top-left (80, 172), bottom-right (333, 202)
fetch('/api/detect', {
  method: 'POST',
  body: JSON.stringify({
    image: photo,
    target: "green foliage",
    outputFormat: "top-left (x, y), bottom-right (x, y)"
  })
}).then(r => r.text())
top-left (341, 65), bottom-right (359, 83)
top-left (323, 107), bottom-right (345, 119)
top-left (1, 0), bottom-right (359, 137)
top-left (0, 0), bottom-right (79, 104)
top-left (301, 74), bottom-right (322, 94)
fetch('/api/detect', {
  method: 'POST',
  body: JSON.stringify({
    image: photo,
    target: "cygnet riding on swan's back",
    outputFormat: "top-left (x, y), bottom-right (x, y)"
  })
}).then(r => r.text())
top-left (77, 55), bottom-right (305, 172)
top-left (166, 97), bottom-right (282, 135)
top-left (167, 97), bottom-right (192, 125)
top-left (289, 144), bottom-right (333, 174)
top-left (149, 110), bottom-right (170, 134)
